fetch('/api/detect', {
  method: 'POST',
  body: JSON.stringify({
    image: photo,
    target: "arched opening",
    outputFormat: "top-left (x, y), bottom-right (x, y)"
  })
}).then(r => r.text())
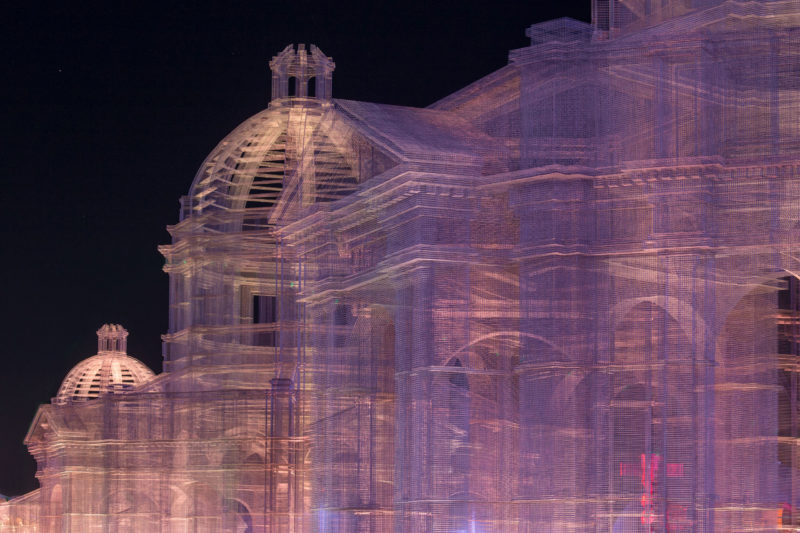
top-left (427, 356), bottom-right (472, 532)
top-left (223, 498), bottom-right (253, 533)
top-left (238, 451), bottom-right (265, 487)
top-left (777, 276), bottom-right (800, 527)
top-left (611, 301), bottom-right (695, 532)
top-left (430, 336), bottom-right (518, 530)
top-left (714, 274), bottom-right (800, 529)
top-left (447, 357), bottom-right (470, 486)
top-left (311, 304), bottom-right (396, 529)
top-left (287, 76), bottom-right (296, 96)
top-left (307, 76), bottom-right (316, 97)
top-left (183, 483), bottom-right (223, 531)
top-left (41, 483), bottom-right (63, 532)
top-left (105, 490), bottom-right (159, 533)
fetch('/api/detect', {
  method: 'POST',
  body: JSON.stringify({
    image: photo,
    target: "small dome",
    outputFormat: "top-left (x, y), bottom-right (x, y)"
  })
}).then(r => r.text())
top-left (54, 325), bottom-right (155, 405)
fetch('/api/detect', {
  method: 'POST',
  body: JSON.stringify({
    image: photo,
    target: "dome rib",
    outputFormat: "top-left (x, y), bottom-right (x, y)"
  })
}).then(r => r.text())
top-left (54, 325), bottom-right (155, 405)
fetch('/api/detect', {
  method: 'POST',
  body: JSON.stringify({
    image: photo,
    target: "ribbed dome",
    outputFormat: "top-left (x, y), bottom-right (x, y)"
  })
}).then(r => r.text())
top-left (54, 325), bottom-right (155, 405)
top-left (184, 46), bottom-right (357, 223)
top-left (186, 103), bottom-right (358, 220)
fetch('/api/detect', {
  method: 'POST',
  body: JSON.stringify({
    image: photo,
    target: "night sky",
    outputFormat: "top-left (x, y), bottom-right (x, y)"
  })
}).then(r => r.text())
top-left (1, 0), bottom-right (590, 496)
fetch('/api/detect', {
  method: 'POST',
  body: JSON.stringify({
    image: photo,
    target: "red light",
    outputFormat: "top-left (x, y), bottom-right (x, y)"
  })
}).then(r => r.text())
top-left (666, 463), bottom-right (684, 477)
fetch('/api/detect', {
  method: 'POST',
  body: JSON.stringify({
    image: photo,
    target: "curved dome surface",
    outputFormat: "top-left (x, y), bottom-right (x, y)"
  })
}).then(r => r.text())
top-left (54, 325), bottom-right (155, 405)
top-left (186, 102), bottom-right (360, 224)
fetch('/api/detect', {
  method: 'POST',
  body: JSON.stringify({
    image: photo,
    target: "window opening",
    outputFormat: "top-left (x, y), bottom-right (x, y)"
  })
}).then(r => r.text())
top-left (777, 276), bottom-right (800, 526)
top-left (253, 295), bottom-right (277, 324)
top-left (334, 303), bottom-right (351, 347)
top-left (253, 295), bottom-right (277, 347)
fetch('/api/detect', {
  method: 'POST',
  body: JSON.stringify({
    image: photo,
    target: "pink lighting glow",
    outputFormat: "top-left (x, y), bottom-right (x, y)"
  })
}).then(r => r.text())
top-left (3, 1), bottom-right (800, 531)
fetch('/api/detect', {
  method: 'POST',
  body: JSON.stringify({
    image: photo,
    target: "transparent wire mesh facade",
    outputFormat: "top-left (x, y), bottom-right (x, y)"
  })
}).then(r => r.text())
top-left (3, 2), bottom-right (800, 531)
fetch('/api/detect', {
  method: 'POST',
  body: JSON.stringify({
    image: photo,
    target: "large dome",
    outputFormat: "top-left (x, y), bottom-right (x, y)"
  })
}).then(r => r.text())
top-left (54, 325), bottom-right (155, 405)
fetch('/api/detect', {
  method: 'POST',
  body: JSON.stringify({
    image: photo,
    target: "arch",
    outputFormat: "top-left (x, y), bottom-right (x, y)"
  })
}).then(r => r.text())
top-left (449, 330), bottom-right (564, 362)
top-left (50, 483), bottom-right (62, 505)
top-left (239, 451), bottom-right (266, 487)
top-left (432, 335), bottom-right (519, 503)
top-left (446, 357), bottom-right (469, 389)
top-left (610, 295), bottom-right (709, 359)
top-left (441, 333), bottom-right (519, 402)
top-left (717, 269), bottom-right (800, 330)
top-left (223, 498), bottom-right (253, 533)
top-left (547, 369), bottom-right (593, 415)
top-left (169, 484), bottom-right (189, 514)
top-left (104, 489), bottom-right (158, 514)
top-left (609, 300), bottom-right (697, 528)
top-left (714, 271), bottom-right (800, 527)
top-left (222, 448), bottom-right (240, 467)
top-left (244, 451), bottom-right (264, 464)
top-left (103, 489), bottom-right (159, 533)
top-left (41, 483), bottom-right (63, 529)
top-left (307, 76), bottom-right (316, 97)
top-left (287, 76), bottom-right (297, 96)
top-left (176, 482), bottom-right (223, 522)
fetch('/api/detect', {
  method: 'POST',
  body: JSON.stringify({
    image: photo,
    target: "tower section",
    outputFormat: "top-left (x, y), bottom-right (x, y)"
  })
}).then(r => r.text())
top-left (157, 45), bottom-right (350, 531)
top-left (270, 44), bottom-right (334, 101)
top-left (159, 44), bottom-right (342, 388)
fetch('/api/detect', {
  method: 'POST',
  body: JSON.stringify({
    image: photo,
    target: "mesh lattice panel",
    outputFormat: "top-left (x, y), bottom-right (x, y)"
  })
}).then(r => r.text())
top-left (4, 5), bottom-right (800, 531)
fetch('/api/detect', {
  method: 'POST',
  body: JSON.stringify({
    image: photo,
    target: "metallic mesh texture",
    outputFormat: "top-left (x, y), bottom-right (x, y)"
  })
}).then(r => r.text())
top-left (3, 3), bottom-right (800, 531)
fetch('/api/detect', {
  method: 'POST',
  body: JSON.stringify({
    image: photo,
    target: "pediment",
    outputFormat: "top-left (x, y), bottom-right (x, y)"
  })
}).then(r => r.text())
top-left (24, 406), bottom-right (56, 445)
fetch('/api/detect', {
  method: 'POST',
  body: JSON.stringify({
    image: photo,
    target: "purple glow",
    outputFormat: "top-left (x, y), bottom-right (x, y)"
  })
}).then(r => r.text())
top-left (3, 1), bottom-right (800, 531)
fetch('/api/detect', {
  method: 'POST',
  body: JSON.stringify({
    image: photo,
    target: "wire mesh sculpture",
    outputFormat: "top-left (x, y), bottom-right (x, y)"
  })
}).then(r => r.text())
top-left (3, 1), bottom-right (800, 531)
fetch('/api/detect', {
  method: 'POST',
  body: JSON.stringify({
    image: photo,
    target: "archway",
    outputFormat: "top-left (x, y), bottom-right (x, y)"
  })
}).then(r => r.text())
top-left (715, 273), bottom-right (800, 529)
top-left (223, 498), bottom-right (253, 533)
top-left (310, 303), bottom-right (396, 529)
top-left (610, 300), bottom-right (695, 532)
top-left (104, 489), bottom-right (159, 533)
top-left (427, 335), bottom-right (518, 531)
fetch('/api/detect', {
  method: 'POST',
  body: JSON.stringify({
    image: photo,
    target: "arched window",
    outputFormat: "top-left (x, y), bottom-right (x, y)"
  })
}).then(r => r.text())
top-left (287, 76), bottom-right (297, 96)
top-left (307, 77), bottom-right (316, 97)
top-left (446, 357), bottom-right (470, 496)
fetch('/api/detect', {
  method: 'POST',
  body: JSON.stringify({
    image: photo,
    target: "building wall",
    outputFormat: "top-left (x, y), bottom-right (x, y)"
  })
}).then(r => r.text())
top-left (3, 2), bottom-right (800, 531)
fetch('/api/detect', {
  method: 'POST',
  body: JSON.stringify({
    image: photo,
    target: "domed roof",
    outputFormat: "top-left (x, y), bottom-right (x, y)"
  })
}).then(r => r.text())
top-left (183, 45), bottom-right (363, 224)
top-left (54, 325), bottom-right (155, 405)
